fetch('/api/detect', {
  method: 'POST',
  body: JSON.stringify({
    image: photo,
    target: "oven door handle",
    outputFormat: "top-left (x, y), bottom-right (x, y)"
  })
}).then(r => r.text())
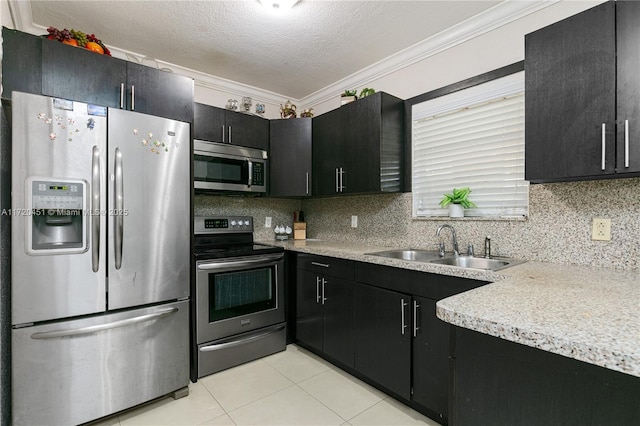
top-left (197, 253), bottom-right (284, 271)
top-left (199, 324), bottom-right (285, 352)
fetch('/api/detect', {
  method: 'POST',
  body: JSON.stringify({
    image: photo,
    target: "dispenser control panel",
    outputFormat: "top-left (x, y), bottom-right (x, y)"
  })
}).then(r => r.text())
top-left (31, 180), bottom-right (84, 210)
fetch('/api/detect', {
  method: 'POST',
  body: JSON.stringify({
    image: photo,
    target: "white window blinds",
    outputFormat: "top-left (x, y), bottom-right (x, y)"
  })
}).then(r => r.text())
top-left (411, 71), bottom-right (528, 218)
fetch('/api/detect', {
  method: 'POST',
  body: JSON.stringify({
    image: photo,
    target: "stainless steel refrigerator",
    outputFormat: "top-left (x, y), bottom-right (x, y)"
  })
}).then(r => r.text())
top-left (10, 91), bottom-right (191, 425)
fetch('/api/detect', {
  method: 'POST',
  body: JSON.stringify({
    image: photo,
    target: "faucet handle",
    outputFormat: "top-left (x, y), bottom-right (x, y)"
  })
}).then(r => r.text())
top-left (467, 244), bottom-right (474, 256)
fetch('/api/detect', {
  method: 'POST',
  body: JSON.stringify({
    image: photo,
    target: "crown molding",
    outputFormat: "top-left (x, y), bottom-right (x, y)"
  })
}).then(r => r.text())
top-left (7, 0), bottom-right (559, 108)
top-left (298, 0), bottom-right (560, 108)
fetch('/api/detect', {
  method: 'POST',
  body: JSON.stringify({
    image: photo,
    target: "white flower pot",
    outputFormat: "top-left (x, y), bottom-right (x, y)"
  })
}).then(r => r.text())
top-left (449, 204), bottom-right (464, 218)
top-left (341, 96), bottom-right (357, 105)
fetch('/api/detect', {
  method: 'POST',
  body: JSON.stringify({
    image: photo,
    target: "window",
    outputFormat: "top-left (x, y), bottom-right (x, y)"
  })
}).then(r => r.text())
top-left (411, 71), bottom-right (528, 218)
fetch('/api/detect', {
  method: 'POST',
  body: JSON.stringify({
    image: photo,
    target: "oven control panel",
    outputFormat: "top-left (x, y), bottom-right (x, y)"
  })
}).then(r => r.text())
top-left (194, 216), bottom-right (253, 234)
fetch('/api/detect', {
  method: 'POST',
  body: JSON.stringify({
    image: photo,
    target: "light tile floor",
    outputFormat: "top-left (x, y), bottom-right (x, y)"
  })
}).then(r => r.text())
top-left (90, 344), bottom-right (440, 426)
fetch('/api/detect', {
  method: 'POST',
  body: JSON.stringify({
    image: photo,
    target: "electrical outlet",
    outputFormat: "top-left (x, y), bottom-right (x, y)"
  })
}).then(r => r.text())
top-left (592, 218), bottom-right (611, 241)
top-left (265, 216), bottom-right (272, 228)
top-left (351, 215), bottom-right (358, 228)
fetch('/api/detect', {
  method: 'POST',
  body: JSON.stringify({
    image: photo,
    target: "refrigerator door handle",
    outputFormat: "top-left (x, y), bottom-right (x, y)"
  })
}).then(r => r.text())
top-left (91, 146), bottom-right (101, 272)
top-left (30, 308), bottom-right (179, 339)
top-left (114, 148), bottom-right (124, 270)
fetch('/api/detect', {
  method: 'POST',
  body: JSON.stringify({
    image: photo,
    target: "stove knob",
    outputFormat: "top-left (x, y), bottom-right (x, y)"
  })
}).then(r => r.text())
top-left (244, 220), bottom-right (250, 226)
top-left (230, 220), bottom-right (237, 227)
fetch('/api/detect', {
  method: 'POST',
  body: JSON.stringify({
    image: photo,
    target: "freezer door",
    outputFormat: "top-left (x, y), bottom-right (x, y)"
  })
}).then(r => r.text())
top-left (107, 109), bottom-right (190, 309)
top-left (11, 92), bottom-right (107, 324)
top-left (12, 300), bottom-right (190, 426)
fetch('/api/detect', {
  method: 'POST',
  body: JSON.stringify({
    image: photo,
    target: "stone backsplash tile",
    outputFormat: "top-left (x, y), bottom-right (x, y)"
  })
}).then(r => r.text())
top-left (194, 177), bottom-right (640, 270)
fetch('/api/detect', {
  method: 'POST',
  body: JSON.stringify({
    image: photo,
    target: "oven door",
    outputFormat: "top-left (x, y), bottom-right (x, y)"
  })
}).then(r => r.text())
top-left (196, 253), bottom-right (284, 344)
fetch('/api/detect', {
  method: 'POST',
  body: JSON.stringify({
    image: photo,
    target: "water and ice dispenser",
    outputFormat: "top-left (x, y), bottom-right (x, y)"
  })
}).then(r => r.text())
top-left (26, 177), bottom-right (88, 254)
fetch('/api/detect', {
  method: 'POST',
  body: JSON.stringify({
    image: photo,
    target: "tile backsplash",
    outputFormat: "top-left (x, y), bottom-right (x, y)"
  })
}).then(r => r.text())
top-left (195, 177), bottom-right (640, 270)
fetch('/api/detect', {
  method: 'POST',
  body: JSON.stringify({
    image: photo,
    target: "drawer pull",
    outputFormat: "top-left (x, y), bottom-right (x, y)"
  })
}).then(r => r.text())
top-left (311, 261), bottom-right (330, 268)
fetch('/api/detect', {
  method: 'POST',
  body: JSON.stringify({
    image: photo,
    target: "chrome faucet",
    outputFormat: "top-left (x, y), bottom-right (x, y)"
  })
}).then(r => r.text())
top-left (436, 224), bottom-right (459, 256)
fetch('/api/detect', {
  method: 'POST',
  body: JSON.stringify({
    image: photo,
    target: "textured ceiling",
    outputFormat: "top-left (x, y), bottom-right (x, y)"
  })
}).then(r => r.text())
top-left (29, 0), bottom-right (501, 99)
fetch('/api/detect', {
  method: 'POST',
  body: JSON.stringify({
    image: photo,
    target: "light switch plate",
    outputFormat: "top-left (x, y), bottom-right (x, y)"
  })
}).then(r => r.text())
top-left (265, 216), bottom-right (272, 228)
top-left (351, 215), bottom-right (358, 228)
top-left (592, 218), bottom-right (611, 241)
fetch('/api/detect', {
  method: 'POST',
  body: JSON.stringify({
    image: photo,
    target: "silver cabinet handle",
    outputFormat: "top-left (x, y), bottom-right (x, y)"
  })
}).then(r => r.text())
top-left (131, 85), bottom-right (135, 111)
top-left (413, 300), bottom-right (420, 338)
top-left (625, 119), bottom-right (630, 168)
top-left (335, 168), bottom-right (339, 193)
top-left (401, 298), bottom-right (408, 335)
top-left (119, 83), bottom-right (124, 109)
top-left (228, 126), bottom-right (232, 144)
top-left (199, 324), bottom-right (285, 352)
top-left (339, 167), bottom-right (345, 192)
top-left (316, 276), bottom-right (321, 303)
top-left (31, 308), bottom-right (178, 339)
top-left (247, 159), bottom-right (253, 187)
top-left (114, 148), bottom-right (124, 270)
top-left (311, 261), bottom-right (330, 268)
top-left (321, 278), bottom-right (327, 305)
top-left (306, 172), bottom-right (309, 195)
top-left (221, 125), bottom-right (225, 143)
top-left (601, 123), bottom-right (606, 171)
top-left (91, 146), bottom-right (101, 273)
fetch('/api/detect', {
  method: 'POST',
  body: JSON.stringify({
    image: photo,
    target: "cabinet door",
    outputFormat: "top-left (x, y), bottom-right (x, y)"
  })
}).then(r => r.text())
top-left (616, 0), bottom-right (640, 174)
top-left (225, 111), bottom-right (269, 150)
top-left (354, 283), bottom-right (411, 399)
top-left (1, 28), bottom-right (42, 99)
top-left (412, 297), bottom-right (450, 421)
top-left (322, 276), bottom-right (354, 368)
top-left (525, 2), bottom-right (616, 182)
top-left (41, 39), bottom-right (127, 107)
top-left (296, 269), bottom-right (323, 352)
top-left (312, 108), bottom-right (344, 196)
top-left (125, 62), bottom-right (194, 123)
top-left (343, 94), bottom-right (382, 194)
top-left (194, 103), bottom-right (226, 143)
top-left (269, 118), bottom-right (312, 197)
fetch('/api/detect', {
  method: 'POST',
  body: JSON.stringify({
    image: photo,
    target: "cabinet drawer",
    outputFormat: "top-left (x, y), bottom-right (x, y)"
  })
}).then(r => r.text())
top-left (297, 253), bottom-right (354, 279)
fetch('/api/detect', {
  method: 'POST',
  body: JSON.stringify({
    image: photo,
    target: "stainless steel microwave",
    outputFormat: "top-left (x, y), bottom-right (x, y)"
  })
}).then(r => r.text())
top-left (193, 140), bottom-right (267, 193)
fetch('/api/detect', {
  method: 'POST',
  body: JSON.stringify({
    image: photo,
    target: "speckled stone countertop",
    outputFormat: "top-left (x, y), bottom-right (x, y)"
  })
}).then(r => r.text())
top-left (264, 239), bottom-right (640, 378)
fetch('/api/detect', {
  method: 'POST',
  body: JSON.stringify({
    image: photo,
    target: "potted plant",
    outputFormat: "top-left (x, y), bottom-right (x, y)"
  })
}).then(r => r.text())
top-left (439, 187), bottom-right (476, 217)
top-left (359, 87), bottom-right (375, 98)
top-left (341, 89), bottom-right (357, 105)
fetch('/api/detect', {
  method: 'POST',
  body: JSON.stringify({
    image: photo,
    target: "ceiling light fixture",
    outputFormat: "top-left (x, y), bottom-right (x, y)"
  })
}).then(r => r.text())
top-left (259, 0), bottom-right (300, 12)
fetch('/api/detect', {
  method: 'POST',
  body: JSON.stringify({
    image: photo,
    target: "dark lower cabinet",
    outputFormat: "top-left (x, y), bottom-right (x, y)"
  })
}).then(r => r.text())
top-left (353, 283), bottom-right (411, 400)
top-left (412, 297), bottom-right (450, 421)
top-left (452, 327), bottom-right (640, 426)
top-left (295, 255), bottom-right (354, 368)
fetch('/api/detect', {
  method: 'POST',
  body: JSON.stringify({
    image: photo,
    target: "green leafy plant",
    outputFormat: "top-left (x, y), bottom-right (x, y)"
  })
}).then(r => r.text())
top-left (359, 88), bottom-right (375, 98)
top-left (439, 187), bottom-right (477, 209)
top-left (341, 89), bottom-right (357, 97)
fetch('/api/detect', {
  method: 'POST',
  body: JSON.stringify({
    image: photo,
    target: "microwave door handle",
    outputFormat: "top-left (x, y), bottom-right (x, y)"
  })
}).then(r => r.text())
top-left (247, 159), bottom-right (253, 187)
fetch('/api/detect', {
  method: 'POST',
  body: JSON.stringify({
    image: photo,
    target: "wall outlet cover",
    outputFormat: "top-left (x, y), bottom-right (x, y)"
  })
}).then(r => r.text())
top-left (351, 215), bottom-right (358, 228)
top-left (265, 216), bottom-right (272, 228)
top-left (592, 218), bottom-right (611, 241)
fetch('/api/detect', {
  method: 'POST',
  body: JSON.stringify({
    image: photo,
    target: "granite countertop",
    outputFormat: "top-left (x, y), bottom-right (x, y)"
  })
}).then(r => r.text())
top-left (263, 239), bottom-right (640, 378)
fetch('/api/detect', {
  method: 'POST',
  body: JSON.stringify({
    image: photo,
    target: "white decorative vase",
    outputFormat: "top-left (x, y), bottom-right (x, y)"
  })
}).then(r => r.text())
top-left (449, 204), bottom-right (464, 218)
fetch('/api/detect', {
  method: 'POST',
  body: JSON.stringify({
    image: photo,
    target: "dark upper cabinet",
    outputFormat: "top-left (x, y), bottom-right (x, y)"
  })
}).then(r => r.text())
top-left (525, 1), bottom-right (640, 182)
top-left (269, 118), bottom-right (312, 197)
top-left (312, 92), bottom-right (404, 196)
top-left (2, 28), bottom-right (194, 123)
top-left (1, 28), bottom-right (42, 99)
top-left (193, 102), bottom-right (269, 151)
top-left (41, 37), bottom-right (127, 108)
top-left (125, 61), bottom-right (194, 123)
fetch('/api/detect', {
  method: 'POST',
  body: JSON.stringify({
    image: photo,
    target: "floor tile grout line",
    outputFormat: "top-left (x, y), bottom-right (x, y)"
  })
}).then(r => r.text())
top-left (293, 381), bottom-right (350, 424)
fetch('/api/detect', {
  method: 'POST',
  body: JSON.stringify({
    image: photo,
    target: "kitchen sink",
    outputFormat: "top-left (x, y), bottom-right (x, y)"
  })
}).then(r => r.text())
top-left (427, 255), bottom-right (521, 271)
top-left (365, 249), bottom-right (524, 271)
top-left (364, 249), bottom-right (442, 262)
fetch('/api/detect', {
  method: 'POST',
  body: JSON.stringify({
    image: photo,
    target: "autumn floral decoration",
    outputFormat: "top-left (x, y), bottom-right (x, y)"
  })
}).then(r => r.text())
top-left (45, 27), bottom-right (111, 56)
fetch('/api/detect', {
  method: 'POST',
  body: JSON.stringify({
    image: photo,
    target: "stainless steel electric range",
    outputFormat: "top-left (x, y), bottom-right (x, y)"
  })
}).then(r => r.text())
top-left (192, 216), bottom-right (286, 380)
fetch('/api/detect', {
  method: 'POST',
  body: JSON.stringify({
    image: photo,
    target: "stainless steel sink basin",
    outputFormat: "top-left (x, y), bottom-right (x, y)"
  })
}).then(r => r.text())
top-left (365, 249), bottom-right (524, 271)
top-left (364, 249), bottom-right (442, 262)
